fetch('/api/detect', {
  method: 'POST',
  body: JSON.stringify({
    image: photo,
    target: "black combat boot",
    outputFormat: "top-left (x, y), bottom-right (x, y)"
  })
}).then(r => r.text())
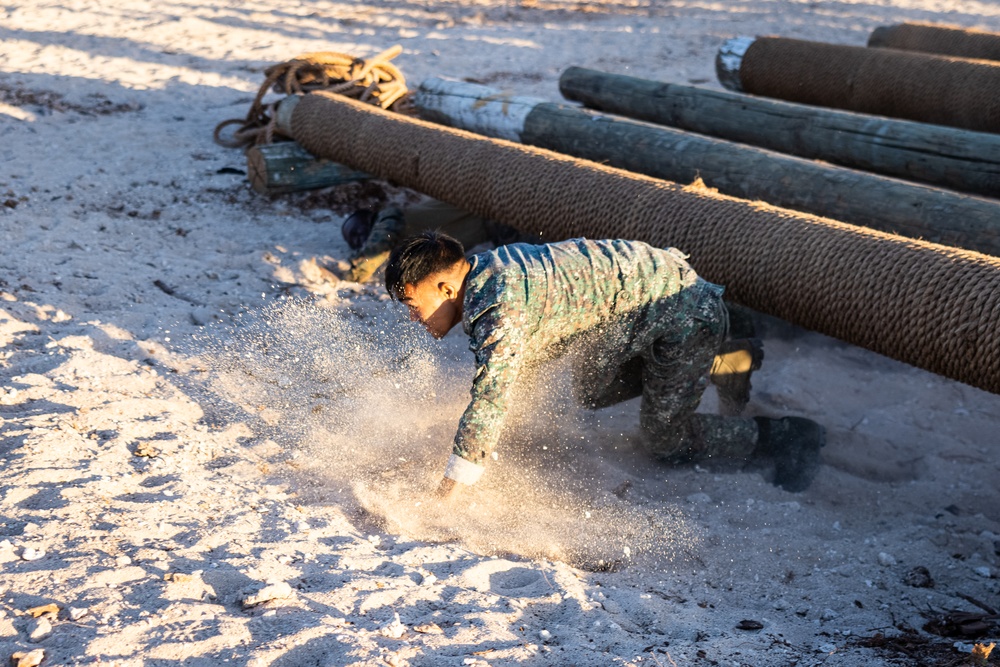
top-left (753, 416), bottom-right (825, 492)
top-left (344, 207), bottom-right (406, 283)
top-left (341, 208), bottom-right (378, 250)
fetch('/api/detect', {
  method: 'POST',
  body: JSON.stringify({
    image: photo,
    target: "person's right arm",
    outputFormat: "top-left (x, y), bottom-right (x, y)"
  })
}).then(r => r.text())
top-left (440, 303), bottom-right (526, 489)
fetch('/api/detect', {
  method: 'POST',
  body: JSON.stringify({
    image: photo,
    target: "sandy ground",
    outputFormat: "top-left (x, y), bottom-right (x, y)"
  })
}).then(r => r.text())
top-left (2, 0), bottom-right (1000, 665)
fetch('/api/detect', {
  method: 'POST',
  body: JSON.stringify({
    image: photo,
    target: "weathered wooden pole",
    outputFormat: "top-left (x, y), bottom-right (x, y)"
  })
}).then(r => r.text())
top-left (716, 36), bottom-right (1000, 134)
top-left (559, 66), bottom-right (1000, 198)
top-left (412, 77), bottom-right (1000, 257)
top-left (869, 23), bottom-right (1000, 62)
top-left (245, 141), bottom-right (368, 195)
top-left (277, 91), bottom-right (1000, 394)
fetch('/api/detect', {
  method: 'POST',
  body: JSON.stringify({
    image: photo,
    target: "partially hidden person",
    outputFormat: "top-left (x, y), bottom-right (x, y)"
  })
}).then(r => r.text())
top-left (341, 198), bottom-right (531, 284)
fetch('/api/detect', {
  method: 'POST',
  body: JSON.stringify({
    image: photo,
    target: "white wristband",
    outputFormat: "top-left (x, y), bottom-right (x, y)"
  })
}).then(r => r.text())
top-left (444, 454), bottom-right (485, 486)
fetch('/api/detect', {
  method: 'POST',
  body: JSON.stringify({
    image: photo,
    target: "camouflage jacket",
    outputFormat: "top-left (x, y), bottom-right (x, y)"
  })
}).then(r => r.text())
top-left (443, 238), bottom-right (723, 486)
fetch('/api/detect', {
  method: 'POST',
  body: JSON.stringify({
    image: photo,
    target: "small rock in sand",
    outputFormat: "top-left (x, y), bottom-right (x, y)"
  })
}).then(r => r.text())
top-left (413, 623), bottom-right (443, 634)
top-left (68, 607), bottom-right (88, 621)
top-left (242, 581), bottom-right (294, 609)
top-left (601, 599), bottom-right (623, 614)
top-left (20, 547), bottom-right (44, 562)
top-left (383, 652), bottom-right (407, 667)
top-left (28, 617), bottom-right (52, 642)
top-left (380, 612), bottom-right (406, 639)
top-left (133, 442), bottom-right (159, 458)
top-left (902, 566), bottom-right (934, 588)
top-left (736, 619), bottom-right (764, 631)
top-left (877, 552), bottom-right (897, 567)
top-left (11, 649), bottom-right (45, 667)
top-left (27, 604), bottom-right (58, 618)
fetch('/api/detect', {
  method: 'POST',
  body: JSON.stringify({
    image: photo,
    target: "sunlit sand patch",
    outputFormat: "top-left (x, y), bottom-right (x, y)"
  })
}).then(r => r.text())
top-left (351, 463), bottom-right (702, 571)
top-left (0, 102), bottom-right (37, 121)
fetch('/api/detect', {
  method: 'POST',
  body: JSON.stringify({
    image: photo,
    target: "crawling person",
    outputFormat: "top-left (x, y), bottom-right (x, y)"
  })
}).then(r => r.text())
top-left (385, 231), bottom-right (825, 499)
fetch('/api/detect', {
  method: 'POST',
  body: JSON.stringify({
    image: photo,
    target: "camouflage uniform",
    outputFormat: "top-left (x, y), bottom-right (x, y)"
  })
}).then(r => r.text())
top-left (444, 238), bottom-right (759, 486)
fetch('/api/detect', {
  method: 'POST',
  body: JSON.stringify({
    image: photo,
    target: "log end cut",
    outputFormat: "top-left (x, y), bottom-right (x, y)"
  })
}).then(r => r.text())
top-left (716, 36), bottom-right (756, 91)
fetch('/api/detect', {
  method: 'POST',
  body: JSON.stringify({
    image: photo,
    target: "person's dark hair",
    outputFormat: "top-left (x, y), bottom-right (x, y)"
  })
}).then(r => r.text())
top-left (385, 231), bottom-right (466, 300)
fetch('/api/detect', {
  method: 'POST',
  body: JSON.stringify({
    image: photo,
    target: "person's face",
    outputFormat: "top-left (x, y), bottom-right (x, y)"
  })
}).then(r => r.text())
top-left (399, 276), bottom-right (461, 339)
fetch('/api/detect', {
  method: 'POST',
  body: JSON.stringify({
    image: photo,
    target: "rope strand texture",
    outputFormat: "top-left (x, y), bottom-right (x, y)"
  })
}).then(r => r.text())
top-left (731, 37), bottom-right (1000, 134)
top-left (869, 23), bottom-right (1000, 62)
top-left (289, 91), bottom-right (1000, 395)
top-left (214, 46), bottom-right (411, 148)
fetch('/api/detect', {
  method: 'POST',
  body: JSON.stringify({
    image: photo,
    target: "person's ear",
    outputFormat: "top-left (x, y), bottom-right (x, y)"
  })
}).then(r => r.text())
top-left (439, 280), bottom-right (458, 299)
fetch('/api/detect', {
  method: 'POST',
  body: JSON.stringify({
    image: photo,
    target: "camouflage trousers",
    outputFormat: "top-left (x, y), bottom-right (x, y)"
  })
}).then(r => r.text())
top-left (579, 295), bottom-right (760, 464)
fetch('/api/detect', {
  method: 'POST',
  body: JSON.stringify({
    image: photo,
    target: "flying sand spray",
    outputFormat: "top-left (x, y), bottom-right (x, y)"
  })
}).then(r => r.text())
top-left (204, 296), bottom-right (703, 569)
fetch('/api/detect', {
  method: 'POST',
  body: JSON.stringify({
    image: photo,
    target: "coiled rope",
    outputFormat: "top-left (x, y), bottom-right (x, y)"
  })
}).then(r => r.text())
top-left (214, 45), bottom-right (411, 148)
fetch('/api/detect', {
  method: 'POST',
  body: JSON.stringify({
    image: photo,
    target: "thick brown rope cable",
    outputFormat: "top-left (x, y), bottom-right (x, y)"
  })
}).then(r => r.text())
top-left (287, 91), bottom-right (1000, 395)
top-left (869, 23), bottom-right (1000, 62)
top-left (213, 46), bottom-right (411, 148)
top-left (729, 37), bottom-right (1000, 134)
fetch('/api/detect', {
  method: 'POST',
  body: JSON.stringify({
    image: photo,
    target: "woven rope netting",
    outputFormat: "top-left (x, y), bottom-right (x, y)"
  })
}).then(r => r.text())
top-left (214, 45), bottom-right (411, 148)
top-left (869, 23), bottom-right (1000, 62)
top-left (288, 91), bottom-right (1000, 394)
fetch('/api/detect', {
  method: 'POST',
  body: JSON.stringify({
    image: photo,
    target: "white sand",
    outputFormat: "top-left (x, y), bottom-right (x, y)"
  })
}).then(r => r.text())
top-left (2, 0), bottom-right (999, 665)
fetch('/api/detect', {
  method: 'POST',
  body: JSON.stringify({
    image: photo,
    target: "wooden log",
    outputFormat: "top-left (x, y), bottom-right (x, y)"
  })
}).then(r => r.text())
top-left (716, 36), bottom-right (1000, 135)
top-left (869, 23), bottom-right (1000, 62)
top-left (413, 77), bottom-right (1000, 257)
top-left (559, 66), bottom-right (1000, 198)
top-left (245, 141), bottom-right (368, 195)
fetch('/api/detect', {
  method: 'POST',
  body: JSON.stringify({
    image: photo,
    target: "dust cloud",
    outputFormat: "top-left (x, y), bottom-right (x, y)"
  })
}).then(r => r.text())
top-left (206, 297), bottom-right (702, 569)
